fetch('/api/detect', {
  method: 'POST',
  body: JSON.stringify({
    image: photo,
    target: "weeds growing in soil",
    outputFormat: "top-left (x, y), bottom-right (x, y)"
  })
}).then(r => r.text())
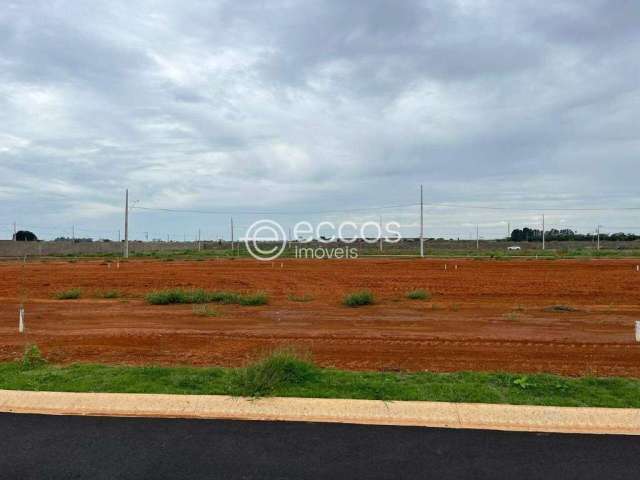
top-left (238, 292), bottom-right (269, 306)
top-left (192, 305), bottom-right (219, 317)
top-left (546, 305), bottom-right (578, 313)
top-left (406, 289), bottom-right (431, 300)
top-left (100, 290), bottom-right (121, 299)
top-left (228, 348), bottom-right (319, 397)
top-left (343, 290), bottom-right (374, 307)
top-left (55, 288), bottom-right (82, 300)
top-left (146, 289), bottom-right (268, 306)
top-left (22, 344), bottom-right (46, 370)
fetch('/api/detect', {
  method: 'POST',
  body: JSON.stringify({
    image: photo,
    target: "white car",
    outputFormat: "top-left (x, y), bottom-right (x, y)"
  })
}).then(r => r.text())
top-left (507, 246), bottom-right (522, 251)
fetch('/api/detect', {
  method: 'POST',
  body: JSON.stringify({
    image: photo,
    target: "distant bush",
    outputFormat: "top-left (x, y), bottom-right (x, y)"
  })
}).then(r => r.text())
top-left (343, 290), bottom-right (374, 307)
top-left (14, 230), bottom-right (38, 242)
top-left (55, 288), bottom-right (82, 300)
top-left (406, 289), bottom-right (431, 300)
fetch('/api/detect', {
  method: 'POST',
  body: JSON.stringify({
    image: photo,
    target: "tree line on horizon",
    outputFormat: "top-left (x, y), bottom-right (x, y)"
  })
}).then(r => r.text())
top-left (510, 228), bottom-right (639, 242)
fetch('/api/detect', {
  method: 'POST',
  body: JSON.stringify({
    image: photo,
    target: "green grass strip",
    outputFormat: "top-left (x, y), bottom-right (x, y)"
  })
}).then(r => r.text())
top-left (2, 360), bottom-right (640, 408)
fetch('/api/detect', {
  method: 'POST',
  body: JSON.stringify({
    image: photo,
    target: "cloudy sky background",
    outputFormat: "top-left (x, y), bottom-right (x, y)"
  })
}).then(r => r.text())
top-left (1, 0), bottom-right (639, 241)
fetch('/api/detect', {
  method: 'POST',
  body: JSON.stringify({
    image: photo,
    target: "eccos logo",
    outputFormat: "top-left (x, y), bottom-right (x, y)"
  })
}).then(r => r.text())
top-left (244, 219), bottom-right (401, 261)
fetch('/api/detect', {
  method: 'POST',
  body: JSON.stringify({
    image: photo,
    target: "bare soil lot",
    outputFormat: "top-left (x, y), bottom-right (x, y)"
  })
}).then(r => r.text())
top-left (1, 258), bottom-right (639, 376)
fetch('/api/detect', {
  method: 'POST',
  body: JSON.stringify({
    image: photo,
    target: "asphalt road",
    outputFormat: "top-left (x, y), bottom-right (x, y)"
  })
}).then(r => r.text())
top-left (1, 413), bottom-right (639, 479)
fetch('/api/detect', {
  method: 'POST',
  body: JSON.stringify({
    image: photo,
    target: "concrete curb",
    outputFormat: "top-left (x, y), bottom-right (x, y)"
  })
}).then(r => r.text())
top-left (1, 390), bottom-right (639, 435)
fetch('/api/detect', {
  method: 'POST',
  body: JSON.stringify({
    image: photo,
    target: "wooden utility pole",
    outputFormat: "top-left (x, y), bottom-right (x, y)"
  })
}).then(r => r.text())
top-left (124, 189), bottom-right (129, 258)
top-left (420, 185), bottom-right (424, 257)
top-left (230, 217), bottom-right (234, 252)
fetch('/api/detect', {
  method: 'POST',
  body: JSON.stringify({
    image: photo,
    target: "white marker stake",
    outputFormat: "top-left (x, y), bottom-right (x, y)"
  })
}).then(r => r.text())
top-left (18, 306), bottom-right (24, 334)
top-left (636, 321), bottom-right (640, 343)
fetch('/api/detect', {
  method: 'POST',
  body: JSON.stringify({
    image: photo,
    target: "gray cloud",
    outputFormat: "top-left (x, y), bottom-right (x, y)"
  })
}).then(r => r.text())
top-left (1, 0), bottom-right (639, 240)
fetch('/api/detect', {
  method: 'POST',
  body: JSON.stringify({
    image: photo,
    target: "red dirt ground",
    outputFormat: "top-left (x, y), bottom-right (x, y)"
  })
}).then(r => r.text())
top-left (1, 258), bottom-right (640, 376)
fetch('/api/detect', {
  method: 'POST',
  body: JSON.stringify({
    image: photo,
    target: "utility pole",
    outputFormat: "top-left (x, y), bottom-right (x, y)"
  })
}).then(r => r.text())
top-left (379, 214), bottom-right (383, 253)
top-left (542, 214), bottom-right (545, 250)
top-left (420, 184), bottom-right (424, 258)
top-left (12, 222), bottom-right (16, 241)
top-left (124, 189), bottom-right (129, 258)
top-left (507, 221), bottom-right (510, 240)
top-left (198, 229), bottom-right (202, 251)
top-left (597, 225), bottom-right (601, 251)
top-left (72, 224), bottom-right (75, 242)
top-left (230, 217), bottom-right (234, 253)
top-left (476, 224), bottom-right (479, 250)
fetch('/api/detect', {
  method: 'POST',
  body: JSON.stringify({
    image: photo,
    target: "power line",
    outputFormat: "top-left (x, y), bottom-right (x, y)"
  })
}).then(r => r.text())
top-left (425, 203), bottom-right (640, 212)
top-left (131, 201), bottom-right (640, 215)
top-left (131, 203), bottom-right (419, 215)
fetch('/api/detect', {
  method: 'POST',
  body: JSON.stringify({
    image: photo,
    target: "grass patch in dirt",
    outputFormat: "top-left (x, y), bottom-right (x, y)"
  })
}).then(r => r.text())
top-left (192, 305), bottom-right (219, 317)
top-left (54, 288), bottom-right (82, 300)
top-left (2, 348), bottom-right (640, 407)
top-left (237, 292), bottom-right (269, 306)
top-left (21, 344), bottom-right (46, 370)
top-left (227, 348), bottom-right (320, 397)
top-left (146, 289), bottom-right (268, 306)
top-left (545, 305), bottom-right (578, 313)
top-left (343, 290), bottom-right (374, 307)
top-left (99, 290), bottom-right (122, 299)
top-left (405, 289), bottom-right (431, 300)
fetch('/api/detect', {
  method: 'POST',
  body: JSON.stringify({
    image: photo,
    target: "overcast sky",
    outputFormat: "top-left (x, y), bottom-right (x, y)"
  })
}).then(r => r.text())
top-left (1, 0), bottom-right (639, 240)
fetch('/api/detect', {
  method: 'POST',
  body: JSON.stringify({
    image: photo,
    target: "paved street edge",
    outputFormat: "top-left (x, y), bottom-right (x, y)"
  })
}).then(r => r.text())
top-left (1, 389), bottom-right (639, 435)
